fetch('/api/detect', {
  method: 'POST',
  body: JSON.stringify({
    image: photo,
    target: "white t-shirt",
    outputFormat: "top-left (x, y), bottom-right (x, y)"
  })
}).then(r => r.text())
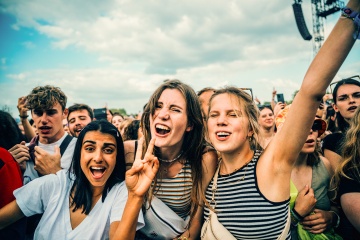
top-left (23, 133), bottom-right (77, 184)
top-left (14, 170), bottom-right (144, 240)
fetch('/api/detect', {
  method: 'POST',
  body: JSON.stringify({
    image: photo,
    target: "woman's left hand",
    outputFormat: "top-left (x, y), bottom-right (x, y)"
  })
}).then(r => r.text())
top-left (125, 138), bottom-right (159, 197)
top-left (301, 209), bottom-right (333, 234)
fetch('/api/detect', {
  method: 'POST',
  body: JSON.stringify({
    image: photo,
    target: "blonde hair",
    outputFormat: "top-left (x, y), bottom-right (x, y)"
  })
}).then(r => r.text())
top-left (209, 87), bottom-right (261, 150)
top-left (331, 107), bottom-right (360, 199)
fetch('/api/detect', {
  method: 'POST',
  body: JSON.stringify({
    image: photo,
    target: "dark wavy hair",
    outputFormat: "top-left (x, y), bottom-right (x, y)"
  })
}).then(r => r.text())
top-left (123, 120), bottom-right (140, 141)
top-left (0, 110), bottom-right (26, 149)
top-left (67, 103), bottom-right (94, 120)
top-left (332, 78), bottom-right (360, 132)
top-left (26, 85), bottom-right (67, 111)
top-left (69, 120), bottom-right (126, 214)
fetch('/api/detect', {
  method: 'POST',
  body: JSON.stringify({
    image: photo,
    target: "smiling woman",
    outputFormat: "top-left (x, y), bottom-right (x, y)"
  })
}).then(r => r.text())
top-left (0, 120), bottom-right (160, 240)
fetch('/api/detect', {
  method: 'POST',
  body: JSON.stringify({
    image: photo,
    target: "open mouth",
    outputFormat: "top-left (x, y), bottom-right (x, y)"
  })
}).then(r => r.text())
top-left (216, 131), bottom-right (230, 139)
top-left (305, 139), bottom-right (315, 144)
top-left (348, 106), bottom-right (358, 111)
top-left (39, 126), bottom-right (51, 130)
top-left (90, 166), bottom-right (106, 179)
top-left (155, 124), bottom-right (170, 135)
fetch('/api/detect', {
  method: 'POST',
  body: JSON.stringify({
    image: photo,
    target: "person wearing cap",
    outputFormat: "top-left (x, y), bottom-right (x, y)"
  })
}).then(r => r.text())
top-left (276, 105), bottom-right (342, 239)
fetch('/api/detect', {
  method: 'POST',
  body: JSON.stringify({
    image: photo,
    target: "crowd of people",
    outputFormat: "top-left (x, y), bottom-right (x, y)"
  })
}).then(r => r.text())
top-left (1, 1), bottom-right (360, 239)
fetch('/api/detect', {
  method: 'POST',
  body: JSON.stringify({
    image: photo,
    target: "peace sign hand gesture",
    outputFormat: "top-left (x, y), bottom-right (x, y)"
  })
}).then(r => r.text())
top-left (125, 138), bottom-right (159, 198)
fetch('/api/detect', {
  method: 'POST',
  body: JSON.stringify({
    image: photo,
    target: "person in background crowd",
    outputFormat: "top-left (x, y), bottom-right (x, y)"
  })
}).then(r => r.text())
top-left (276, 106), bottom-right (341, 240)
top-left (322, 76), bottom-right (360, 172)
top-left (122, 120), bottom-right (142, 141)
top-left (67, 103), bottom-right (94, 138)
top-left (257, 105), bottom-right (276, 149)
top-left (112, 112), bottom-right (125, 129)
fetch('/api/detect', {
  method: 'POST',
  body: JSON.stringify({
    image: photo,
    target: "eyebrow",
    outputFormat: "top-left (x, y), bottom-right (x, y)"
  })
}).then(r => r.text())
top-left (83, 140), bottom-right (116, 148)
top-left (338, 91), bottom-right (360, 97)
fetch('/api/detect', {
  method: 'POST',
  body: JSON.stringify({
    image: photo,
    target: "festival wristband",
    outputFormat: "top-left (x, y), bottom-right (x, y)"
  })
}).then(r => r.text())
top-left (341, 7), bottom-right (360, 40)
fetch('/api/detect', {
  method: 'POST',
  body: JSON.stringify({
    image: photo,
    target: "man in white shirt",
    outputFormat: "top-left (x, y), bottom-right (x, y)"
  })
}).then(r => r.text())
top-left (9, 85), bottom-right (77, 183)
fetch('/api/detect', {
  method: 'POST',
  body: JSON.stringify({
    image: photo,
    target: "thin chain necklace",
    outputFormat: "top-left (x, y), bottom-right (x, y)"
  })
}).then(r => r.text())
top-left (158, 150), bottom-right (183, 163)
top-left (220, 158), bottom-right (252, 181)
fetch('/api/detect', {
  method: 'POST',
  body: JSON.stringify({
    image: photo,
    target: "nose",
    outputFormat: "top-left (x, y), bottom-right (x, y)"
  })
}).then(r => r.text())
top-left (40, 113), bottom-right (49, 123)
top-left (217, 114), bottom-right (227, 126)
top-left (93, 149), bottom-right (103, 163)
top-left (157, 108), bottom-right (169, 120)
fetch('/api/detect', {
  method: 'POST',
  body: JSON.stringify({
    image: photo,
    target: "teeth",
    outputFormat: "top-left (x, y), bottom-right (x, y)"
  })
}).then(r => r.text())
top-left (91, 167), bottom-right (105, 170)
top-left (217, 132), bottom-right (230, 136)
top-left (156, 124), bottom-right (170, 130)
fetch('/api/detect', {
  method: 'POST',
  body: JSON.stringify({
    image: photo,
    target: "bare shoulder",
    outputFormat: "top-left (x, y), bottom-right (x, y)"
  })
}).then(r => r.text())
top-left (201, 149), bottom-right (218, 180)
top-left (124, 140), bottom-right (136, 167)
top-left (320, 155), bottom-right (334, 176)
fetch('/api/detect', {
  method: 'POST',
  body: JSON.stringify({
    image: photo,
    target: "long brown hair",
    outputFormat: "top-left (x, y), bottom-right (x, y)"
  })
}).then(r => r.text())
top-left (141, 79), bottom-right (205, 224)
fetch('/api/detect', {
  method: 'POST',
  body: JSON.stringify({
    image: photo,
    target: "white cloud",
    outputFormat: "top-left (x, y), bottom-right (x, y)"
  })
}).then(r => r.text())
top-left (22, 41), bottom-right (36, 49)
top-left (0, 0), bottom-right (359, 116)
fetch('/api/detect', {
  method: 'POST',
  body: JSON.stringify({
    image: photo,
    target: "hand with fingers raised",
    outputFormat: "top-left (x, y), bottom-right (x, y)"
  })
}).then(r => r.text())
top-left (125, 138), bottom-right (159, 198)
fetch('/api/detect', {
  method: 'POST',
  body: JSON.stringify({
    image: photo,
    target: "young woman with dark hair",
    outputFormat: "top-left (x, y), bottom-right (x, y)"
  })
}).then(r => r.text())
top-left (0, 120), bottom-right (159, 240)
top-left (125, 79), bottom-right (217, 239)
top-left (322, 76), bottom-right (360, 172)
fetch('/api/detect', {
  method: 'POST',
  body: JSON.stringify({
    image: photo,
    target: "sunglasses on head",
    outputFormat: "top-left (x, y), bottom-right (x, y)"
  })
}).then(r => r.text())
top-left (312, 120), bottom-right (323, 132)
top-left (329, 75), bottom-right (360, 93)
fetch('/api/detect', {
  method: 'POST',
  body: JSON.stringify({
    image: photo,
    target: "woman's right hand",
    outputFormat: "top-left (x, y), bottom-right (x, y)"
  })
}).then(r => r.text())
top-left (294, 185), bottom-right (317, 217)
top-left (125, 138), bottom-right (159, 197)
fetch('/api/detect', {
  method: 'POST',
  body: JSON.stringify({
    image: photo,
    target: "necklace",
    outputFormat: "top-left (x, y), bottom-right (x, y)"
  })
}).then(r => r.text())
top-left (220, 158), bottom-right (252, 181)
top-left (158, 151), bottom-right (184, 163)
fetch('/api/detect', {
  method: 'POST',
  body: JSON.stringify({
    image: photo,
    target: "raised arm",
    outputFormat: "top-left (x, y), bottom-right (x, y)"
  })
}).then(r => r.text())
top-left (110, 138), bottom-right (159, 240)
top-left (270, 0), bottom-right (360, 168)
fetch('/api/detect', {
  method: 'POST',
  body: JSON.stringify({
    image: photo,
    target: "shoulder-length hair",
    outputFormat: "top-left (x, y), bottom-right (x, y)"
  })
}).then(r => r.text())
top-left (141, 79), bottom-right (205, 222)
top-left (69, 120), bottom-right (126, 214)
top-left (332, 107), bottom-right (360, 199)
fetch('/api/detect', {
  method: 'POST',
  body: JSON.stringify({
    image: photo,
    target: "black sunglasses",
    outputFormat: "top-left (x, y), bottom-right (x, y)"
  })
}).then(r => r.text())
top-left (312, 120), bottom-right (323, 132)
top-left (329, 75), bottom-right (360, 93)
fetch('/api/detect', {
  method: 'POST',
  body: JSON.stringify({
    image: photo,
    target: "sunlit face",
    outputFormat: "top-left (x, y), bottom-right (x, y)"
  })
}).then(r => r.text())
top-left (301, 129), bottom-right (319, 154)
top-left (333, 84), bottom-right (360, 120)
top-left (150, 88), bottom-right (192, 149)
top-left (258, 108), bottom-right (274, 129)
top-left (31, 102), bottom-right (67, 144)
top-left (68, 109), bottom-right (92, 137)
top-left (207, 93), bottom-right (253, 154)
top-left (80, 131), bottom-right (117, 192)
top-left (112, 115), bottom-right (124, 129)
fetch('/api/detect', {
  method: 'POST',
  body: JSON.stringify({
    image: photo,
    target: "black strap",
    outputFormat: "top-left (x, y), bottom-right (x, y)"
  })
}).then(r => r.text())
top-left (59, 134), bottom-right (73, 156)
top-left (134, 140), bottom-right (138, 160)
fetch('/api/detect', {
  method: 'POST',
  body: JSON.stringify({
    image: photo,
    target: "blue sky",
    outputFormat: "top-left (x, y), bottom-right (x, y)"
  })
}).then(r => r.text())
top-left (1, 0), bottom-right (359, 118)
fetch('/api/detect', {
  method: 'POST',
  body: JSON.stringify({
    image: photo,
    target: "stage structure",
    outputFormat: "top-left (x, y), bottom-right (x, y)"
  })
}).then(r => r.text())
top-left (293, 0), bottom-right (344, 55)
